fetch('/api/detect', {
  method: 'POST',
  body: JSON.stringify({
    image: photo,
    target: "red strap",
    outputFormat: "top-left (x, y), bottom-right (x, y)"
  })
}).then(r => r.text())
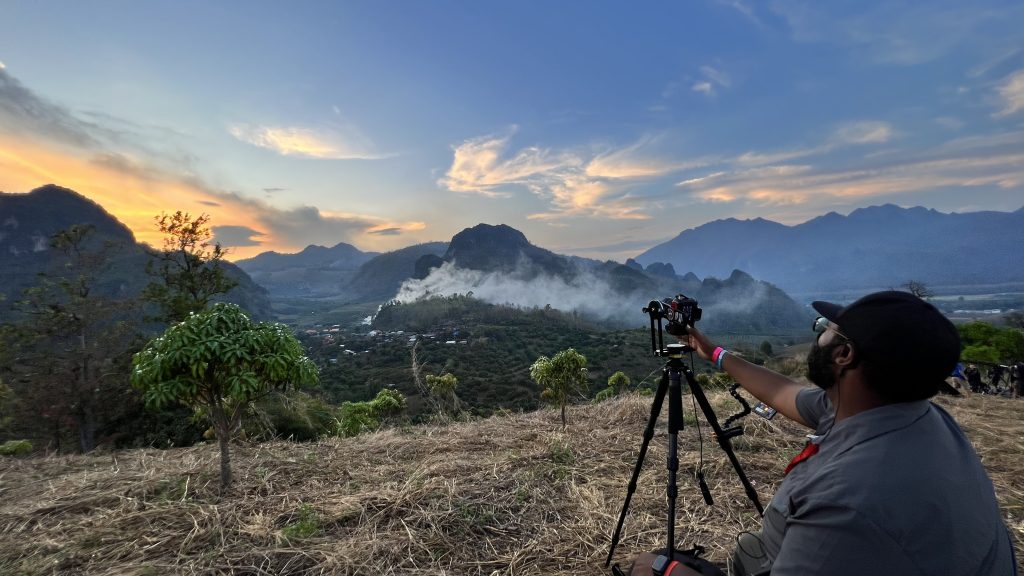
top-left (664, 560), bottom-right (681, 575)
top-left (783, 441), bottom-right (820, 475)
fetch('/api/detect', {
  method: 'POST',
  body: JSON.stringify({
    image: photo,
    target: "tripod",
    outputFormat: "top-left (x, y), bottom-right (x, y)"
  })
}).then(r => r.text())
top-left (605, 343), bottom-right (764, 573)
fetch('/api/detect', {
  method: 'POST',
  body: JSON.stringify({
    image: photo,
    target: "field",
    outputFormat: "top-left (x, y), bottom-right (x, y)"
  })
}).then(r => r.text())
top-left (1, 392), bottom-right (1022, 575)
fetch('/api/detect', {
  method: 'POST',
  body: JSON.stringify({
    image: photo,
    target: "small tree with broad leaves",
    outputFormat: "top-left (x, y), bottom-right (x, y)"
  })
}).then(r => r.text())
top-left (531, 348), bottom-right (589, 428)
top-left (131, 303), bottom-right (318, 492)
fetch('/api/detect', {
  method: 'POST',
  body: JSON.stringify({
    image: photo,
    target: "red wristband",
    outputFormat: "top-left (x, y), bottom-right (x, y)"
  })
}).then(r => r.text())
top-left (712, 346), bottom-right (724, 363)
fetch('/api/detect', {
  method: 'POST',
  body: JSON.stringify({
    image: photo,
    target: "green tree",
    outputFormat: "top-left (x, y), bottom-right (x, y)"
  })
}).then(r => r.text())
top-left (961, 344), bottom-right (1000, 364)
top-left (759, 340), bottom-right (774, 358)
top-left (530, 348), bottom-right (588, 428)
top-left (131, 303), bottom-right (318, 491)
top-left (143, 212), bottom-right (238, 323)
top-left (959, 322), bottom-right (999, 347)
top-left (336, 388), bottom-right (407, 437)
top-left (992, 329), bottom-right (1024, 361)
top-left (426, 373), bottom-right (460, 418)
top-left (8, 225), bottom-right (139, 452)
top-left (608, 371), bottom-right (630, 394)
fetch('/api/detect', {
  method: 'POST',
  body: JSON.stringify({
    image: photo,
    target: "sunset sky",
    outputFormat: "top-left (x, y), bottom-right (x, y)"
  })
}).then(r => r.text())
top-left (2, 1), bottom-right (1023, 261)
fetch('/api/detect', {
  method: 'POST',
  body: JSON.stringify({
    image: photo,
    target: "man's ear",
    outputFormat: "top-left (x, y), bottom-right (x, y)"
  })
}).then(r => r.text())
top-left (834, 341), bottom-right (858, 369)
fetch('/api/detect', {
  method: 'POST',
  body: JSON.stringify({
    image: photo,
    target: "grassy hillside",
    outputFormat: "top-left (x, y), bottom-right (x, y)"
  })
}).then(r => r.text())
top-left (1, 393), bottom-right (1021, 575)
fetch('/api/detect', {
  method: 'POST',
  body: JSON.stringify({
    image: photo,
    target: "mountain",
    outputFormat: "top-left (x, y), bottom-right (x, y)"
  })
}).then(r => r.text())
top-left (235, 242), bottom-right (379, 298)
top-left (443, 223), bottom-right (573, 277)
top-left (635, 204), bottom-right (1024, 297)
top-left (0, 184), bottom-right (271, 320)
top-left (344, 242), bottom-right (449, 303)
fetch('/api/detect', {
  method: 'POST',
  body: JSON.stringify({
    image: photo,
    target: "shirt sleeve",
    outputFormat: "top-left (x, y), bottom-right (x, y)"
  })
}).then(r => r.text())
top-left (795, 387), bottom-right (830, 430)
top-left (771, 502), bottom-right (922, 576)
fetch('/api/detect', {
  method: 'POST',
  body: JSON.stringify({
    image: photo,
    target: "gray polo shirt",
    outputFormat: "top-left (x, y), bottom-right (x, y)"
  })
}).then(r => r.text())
top-left (754, 387), bottom-right (1016, 575)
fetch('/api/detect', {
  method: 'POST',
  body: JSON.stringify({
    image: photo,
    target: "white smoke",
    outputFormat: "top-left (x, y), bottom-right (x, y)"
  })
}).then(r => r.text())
top-left (393, 262), bottom-right (778, 330)
top-left (395, 261), bottom-right (645, 325)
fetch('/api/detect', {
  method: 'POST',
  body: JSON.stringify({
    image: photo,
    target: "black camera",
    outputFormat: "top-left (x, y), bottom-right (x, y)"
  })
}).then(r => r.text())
top-left (643, 294), bottom-right (702, 336)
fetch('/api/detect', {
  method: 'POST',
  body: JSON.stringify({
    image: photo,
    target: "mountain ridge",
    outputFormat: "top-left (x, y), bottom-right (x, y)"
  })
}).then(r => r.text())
top-left (636, 203), bottom-right (1024, 297)
top-left (0, 184), bottom-right (272, 319)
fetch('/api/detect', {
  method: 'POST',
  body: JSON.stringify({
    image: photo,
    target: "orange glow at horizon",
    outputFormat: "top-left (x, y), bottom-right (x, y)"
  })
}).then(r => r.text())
top-left (0, 137), bottom-right (419, 260)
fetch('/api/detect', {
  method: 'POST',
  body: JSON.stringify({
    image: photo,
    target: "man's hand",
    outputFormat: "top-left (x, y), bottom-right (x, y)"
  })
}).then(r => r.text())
top-left (682, 324), bottom-right (715, 362)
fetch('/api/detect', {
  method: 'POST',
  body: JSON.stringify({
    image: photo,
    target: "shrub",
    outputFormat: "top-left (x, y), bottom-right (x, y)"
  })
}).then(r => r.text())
top-left (594, 387), bottom-right (616, 403)
top-left (336, 388), bottom-right (407, 437)
top-left (0, 439), bottom-right (33, 456)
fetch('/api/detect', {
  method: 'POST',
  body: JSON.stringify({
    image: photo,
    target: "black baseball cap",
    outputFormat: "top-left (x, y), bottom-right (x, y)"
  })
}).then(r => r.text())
top-left (812, 291), bottom-right (960, 399)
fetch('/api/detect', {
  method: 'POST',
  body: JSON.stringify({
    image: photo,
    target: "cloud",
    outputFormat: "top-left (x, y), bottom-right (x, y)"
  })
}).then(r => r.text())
top-left (717, 0), bottom-right (764, 27)
top-left (0, 67), bottom-right (104, 149)
top-left (228, 124), bottom-right (388, 160)
top-left (440, 131), bottom-right (698, 220)
top-left (700, 66), bottom-right (732, 88)
top-left (367, 227), bottom-right (402, 236)
top-left (213, 225), bottom-right (266, 247)
top-left (770, 1), bottom-right (1019, 66)
top-left (995, 69), bottom-right (1024, 117)
top-left (691, 65), bottom-right (731, 98)
top-left (830, 120), bottom-right (894, 144)
top-left (692, 82), bottom-right (715, 96)
top-left (207, 195), bottom-right (427, 251)
top-left (734, 120), bottom-right (895, 167)
top-left (439, 130), bottom-right (578, 197)
top-left (678, 133), bottom-right (1024, 209)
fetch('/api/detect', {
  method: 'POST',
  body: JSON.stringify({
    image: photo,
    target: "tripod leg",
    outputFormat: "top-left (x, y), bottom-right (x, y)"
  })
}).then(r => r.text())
top-left (683, 366), bottom-right (765, 516)
top-left (605, 370), bottom-right (669, 567)
top-left (666, 363), bottom-right (684, 558)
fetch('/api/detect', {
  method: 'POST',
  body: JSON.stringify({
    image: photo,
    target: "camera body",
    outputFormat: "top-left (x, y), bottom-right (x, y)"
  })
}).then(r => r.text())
top-left (645, 294), bottom-right (702, 336)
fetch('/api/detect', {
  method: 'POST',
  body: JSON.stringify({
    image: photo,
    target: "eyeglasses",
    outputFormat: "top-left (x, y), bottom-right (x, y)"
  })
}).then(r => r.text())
top-left (813, 316), bottom-right (850, 341)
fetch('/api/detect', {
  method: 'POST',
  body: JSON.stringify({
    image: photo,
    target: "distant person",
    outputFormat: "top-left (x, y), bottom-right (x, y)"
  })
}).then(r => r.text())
top-left (949, 362), bottom-right (967, 393)
top-left (965, 364), bottom-right (984, 393)
top-left (676, 291), bottom-right (1015, 575)
top-left (990, 364), bottom-right (1005, 392)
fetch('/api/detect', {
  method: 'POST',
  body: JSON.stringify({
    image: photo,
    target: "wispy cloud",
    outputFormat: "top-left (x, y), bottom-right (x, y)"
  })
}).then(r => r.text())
top-left (678, 131), bottom-right (1024, 211)
top-left (994, 69), bottom-right (1024, 117)
top-left (716, 0), bottom-right (764, 27)
top-left (439, 130), bottom-right (577, 197)
top-left (830, 120), bottom-right (894, 144)
top-left (0, 67), bottom-right (105, 149)
top-left (692, 65), bottom-right (731, 97)
top-left (770, 1), bottom-right (1020, 66)
top-left (228, 124), bottom-right (388, 160)
top-left (734, 120), bottom-right (895, 167)
top-left (440, 131), bottom-right (699, 220)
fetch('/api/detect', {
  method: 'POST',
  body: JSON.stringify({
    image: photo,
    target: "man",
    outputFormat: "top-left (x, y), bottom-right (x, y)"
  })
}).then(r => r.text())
top-left (965, 363), bottom-right (984, 393)
top-left (685, 291), bottom-right (1016, 575)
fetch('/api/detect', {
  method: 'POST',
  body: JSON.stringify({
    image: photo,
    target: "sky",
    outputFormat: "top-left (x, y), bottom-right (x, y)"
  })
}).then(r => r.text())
top-left (1, 0), bottom-right (1023, 261)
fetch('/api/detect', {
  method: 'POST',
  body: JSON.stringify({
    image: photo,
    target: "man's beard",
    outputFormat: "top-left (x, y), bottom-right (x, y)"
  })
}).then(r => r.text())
top-left (807, 339), bottom-right (843, 390)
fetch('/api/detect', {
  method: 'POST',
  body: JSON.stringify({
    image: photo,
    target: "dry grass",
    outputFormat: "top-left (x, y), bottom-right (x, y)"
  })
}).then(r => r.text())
top-left (1, 392), bottom-right (1022, 575)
